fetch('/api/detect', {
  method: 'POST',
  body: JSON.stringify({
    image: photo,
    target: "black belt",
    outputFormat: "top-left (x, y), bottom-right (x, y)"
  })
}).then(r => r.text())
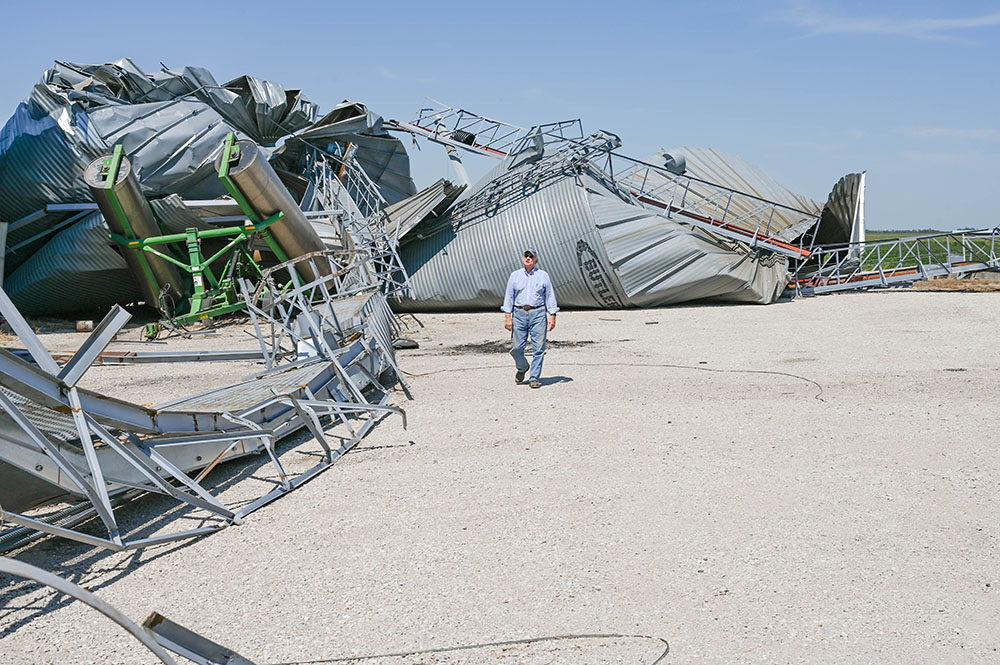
top-left (517, 305), bottom-right (542, 310)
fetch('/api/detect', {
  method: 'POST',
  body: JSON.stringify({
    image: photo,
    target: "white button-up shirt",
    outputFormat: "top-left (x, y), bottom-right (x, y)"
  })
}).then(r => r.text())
top-left (501, 267), bottom-right (559, 314)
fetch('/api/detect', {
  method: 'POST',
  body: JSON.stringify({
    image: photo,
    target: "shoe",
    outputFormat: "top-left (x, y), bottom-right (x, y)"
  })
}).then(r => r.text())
top-left (515, 370), bottom-right (526, 384)
top-left (529, 379), bottom-right (541, 389)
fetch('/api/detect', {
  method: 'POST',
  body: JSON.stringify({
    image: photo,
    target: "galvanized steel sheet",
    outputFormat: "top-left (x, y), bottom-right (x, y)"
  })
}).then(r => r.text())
top-left (648, 147), bottom-right (823, 237)
top-left (0, 60), bottom-right (321, 315)
top-left (589, 192), bottom-right (788, 305)
top-left (398, 172), bottom-right (622, 310)
top-left (397, 138), bottom-right (792, 310)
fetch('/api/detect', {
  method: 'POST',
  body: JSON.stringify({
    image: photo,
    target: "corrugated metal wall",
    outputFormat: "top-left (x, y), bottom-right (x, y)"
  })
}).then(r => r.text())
top-left (815, 173), bottom-right (862, 245)
top-left (589, 192), bottom-right (788, 306)
top-left (0, 102), bottom-right (107, 223)
top-left (0, 60), bottom-right (321, 316)
top-left (398, 144), bottom-right (794, 311)
top-left (4, 212), bottom-right (144, 315)
top-left (398, 175), bottom-right (624, 311)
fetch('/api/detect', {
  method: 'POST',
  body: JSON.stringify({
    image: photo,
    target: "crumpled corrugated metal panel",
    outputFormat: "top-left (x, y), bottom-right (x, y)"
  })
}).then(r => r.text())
top-left (397, 172), bottom-right (625, 311)
top-left (4, 211), bottom-right (144, 315)
top-left (90, 99), bottom-right (231, 200)
top-left (4, 207), bottom-right (96, 272)
top-left (397, 138), bottom-right (792, 311)
top-left (589, 192), bottom-right (788, 305)
top-left (0, 99), bottom-right (107, 223)
top-left (38, 60), bottom-right (317, 146)
top-left (272, 101), bottom-right (417, 205)
top-left (0, 60), bottom-right (321, 314)
top-left (644, 147), bottom-right (823, 237)
top-left (0, 59), bottom-right (318, 224)
top-left (150, 195), bottom-right (216, 233)
top-left (211, 75), bottom-right (316, 145)
top-left (383, 178), bottom-right (465, 241)
top-left (814, 173), bottom-right (862, 246)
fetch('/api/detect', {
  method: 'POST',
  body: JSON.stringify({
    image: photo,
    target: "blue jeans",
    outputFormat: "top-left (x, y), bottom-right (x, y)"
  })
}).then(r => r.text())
top-left (511, 308), bottom-right (547, 381)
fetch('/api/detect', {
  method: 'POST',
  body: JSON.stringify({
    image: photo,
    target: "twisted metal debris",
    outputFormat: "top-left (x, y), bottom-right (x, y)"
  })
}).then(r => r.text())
top-left (0, 77), bottom-right (414, 552)
top-left (0, 251), bottom-right (406, 552)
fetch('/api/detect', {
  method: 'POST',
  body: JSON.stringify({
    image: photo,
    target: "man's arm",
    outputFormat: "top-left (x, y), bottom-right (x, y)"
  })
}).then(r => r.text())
top-left (544, 272), bottom-right (559, 331)
top-left (502, 273), bottom-right (516, 331)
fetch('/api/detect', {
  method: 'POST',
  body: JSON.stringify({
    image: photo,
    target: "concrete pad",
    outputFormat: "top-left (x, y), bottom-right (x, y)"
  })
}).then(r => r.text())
top-left (1, 291), bottom-right (998, 664)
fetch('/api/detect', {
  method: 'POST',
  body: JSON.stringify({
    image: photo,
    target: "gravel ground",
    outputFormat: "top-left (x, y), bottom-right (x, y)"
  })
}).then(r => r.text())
top-left (1, 291), bottom-right (998, 664)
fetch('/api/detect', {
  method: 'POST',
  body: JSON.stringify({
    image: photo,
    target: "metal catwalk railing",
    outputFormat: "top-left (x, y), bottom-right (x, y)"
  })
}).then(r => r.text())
top-left (445, 124), bottom-right (820, 259)
top-left (390, 101), bottom-right (821, 260)
top-left (787, 228), bottom-right (1000, 295)
top-left (549, 135), bottom-right (818, 259)
top-left (388, 99), bottom-right (584, 160)
top-left (303, 146), bottom-right (411, 298)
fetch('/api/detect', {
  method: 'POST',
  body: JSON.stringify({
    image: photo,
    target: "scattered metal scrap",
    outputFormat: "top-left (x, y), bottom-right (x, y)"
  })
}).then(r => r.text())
top-left (0, 64), bottom-right (417, 552)
top-left (0, 557), bottom-right (181, 664)
top-left (0, 249), bottom-right (406, 551)
top-left (2, 555), bottom-right (256, 663)
top-left (6, 348), bottom-right (272, 366)
top-left (2, 557), bottom-right (671, 664)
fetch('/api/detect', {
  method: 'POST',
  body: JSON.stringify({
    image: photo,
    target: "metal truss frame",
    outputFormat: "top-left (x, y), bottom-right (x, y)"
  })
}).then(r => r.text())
top-left (0, 272), bottom-right (407, 551)
top-left (0, 116), bottom-right (417, 553)
top-left (787, 228), bottom-right (1000, 295)
top-left (392, 100), bottom-right (817, 259)
top-left (387, 99), bottom-right (584, 161)
top-left (388, 98), bottom-right (530, 158)
top-left (239, 251), bottom-right (411, 398)
top-left (301, 145), bottom-right (411, 300)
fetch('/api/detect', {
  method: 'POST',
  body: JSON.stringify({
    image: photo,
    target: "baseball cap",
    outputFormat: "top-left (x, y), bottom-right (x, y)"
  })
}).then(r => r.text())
top-left (524, 248), bottom-right (539, 259)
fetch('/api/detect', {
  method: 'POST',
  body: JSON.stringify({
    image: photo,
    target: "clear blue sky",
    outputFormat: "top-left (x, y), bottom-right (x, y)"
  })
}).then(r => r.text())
top-left (2, 0), bottom-right (998, 231)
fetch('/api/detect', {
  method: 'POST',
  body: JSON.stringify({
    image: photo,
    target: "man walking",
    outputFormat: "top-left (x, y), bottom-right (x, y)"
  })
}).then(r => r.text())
top-left (501, 248), bottom-right (559, 389)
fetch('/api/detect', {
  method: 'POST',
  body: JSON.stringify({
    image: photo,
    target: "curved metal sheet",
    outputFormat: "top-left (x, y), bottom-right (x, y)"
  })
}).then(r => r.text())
top-left (816, 173), bottom-right (863, 245)
top-left (4, 212), bottom-right (144, 315)
top-left (0, 59), bottom-right (321, 313)
top-left (398, 174), bottom-right (624, 311)
top-left (648, 147), bottom-right (823, 237)
top-left (589, 192), bottom-right (788, 305)
top-left (273, 101), bottom-right (417, 205)
top-left (398, 141), bottom-right (791, 311)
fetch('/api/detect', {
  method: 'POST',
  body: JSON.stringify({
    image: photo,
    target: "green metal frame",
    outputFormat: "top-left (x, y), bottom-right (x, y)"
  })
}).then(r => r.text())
top-left (109, 213), bottom-right (284, 325)
top-left (216, 131), bottom-right (306, 296)
top-left (103, 135), bottom-right (302, 327)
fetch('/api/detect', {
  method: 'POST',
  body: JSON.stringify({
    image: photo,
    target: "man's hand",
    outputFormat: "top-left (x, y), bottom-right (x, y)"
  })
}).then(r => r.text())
top-left (548, 315), bottom-right (556, 332)
top-left (504, 313), bottom-right (513, 332)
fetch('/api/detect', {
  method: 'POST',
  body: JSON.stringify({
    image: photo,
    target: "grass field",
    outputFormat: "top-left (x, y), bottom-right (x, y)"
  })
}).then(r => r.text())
top-left (866, 229), bottom-right (942, 241)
